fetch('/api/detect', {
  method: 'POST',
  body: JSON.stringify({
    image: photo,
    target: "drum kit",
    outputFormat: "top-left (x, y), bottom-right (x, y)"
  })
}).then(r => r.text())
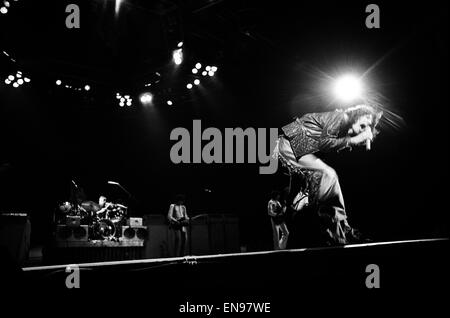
top-left (58, 200), bottom-right (128, 240)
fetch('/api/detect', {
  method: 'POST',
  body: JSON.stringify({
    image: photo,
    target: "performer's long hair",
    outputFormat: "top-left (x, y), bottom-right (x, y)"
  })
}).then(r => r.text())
top-left (341, 103), bottom-right (383, 137)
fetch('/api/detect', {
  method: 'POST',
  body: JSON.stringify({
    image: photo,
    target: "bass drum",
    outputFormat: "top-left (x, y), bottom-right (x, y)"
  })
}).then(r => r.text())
top-left (92, 218), bottom-right (116, 239)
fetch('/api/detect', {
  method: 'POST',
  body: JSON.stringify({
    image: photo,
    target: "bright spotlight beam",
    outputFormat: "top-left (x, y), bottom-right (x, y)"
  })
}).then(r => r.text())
top-left (333, 74), bottom-right (363, 103)
top-left (140, 93), bottom-right (153, 105)
top-left (173, 49), bottom-right (183, 65)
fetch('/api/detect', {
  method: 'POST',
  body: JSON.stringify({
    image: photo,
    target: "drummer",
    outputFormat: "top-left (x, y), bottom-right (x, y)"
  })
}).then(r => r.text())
top-left (97, 195), bottom-right (113, 216)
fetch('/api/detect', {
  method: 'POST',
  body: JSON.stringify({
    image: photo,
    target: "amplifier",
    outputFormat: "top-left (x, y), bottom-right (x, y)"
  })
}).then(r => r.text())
top-left (127, 217), bottom-right (143, 227)
top-left (66, 216), bottom-right (81, 227)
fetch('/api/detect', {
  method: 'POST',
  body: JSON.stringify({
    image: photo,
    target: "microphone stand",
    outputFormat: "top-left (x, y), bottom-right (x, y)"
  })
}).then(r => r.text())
top-left (107, 181), bottom-right (138, 216)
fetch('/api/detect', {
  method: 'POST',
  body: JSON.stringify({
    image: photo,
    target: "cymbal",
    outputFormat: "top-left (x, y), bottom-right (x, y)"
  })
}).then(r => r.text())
top-left (115, 204), bottom-right (128, 209)
top-left (81, 201), bottom-right (101, 212)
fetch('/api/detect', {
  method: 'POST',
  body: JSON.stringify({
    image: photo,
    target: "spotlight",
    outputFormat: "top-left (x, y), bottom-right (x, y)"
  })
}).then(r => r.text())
top-left (167, 100), bottom-right (173, 106)
top-left (119, 102), bottom-right (125, 107)
top-left (202, 71), bottom-right (207, 76)
top-left (24, 77), bottom-right (30, 83)
top-left (211, 66), bottom-right (218, 72)
top-left (140, 93), bottom-right (153, 104)
top-left (126, 101), bottom-right (132, 106)
top-left (206, 66), bottom-right (211, 71)
top-left (124, 95), bottom-right (130, 99)
top-left (8, 75), bottom-right (14, 81)
top-left (195, 63), bottom-right (202, 69)
top-left (208, 71), bottom-right (214, 76)
top-left (56, 80), bottom-right (62, 85)
top-left (192, 68), bottom-right (198, 74)
top-left (186, 83), bottom-right (193, 89)
top-left (4, 1), bottom-right (10, 8)
top-left (333, 74), bottom-right (363, 103)
top-left (0, 7), bottom-right (7, 14)
top-left (84, 85), bottom-right (90, 91)
top-left (5, 79), bottom-right (10, 84)
top-left (194, 79), bottom-right (200, 85)
top-left (16, 73), bottom-right (22, 78)
top-left (12, 82), bottom-right (18, 88)
top-left (177, 41), bottom-right (183, 48)
top-left (173, 48), bottom-right (183, 65)
top-left (17, 78), bottom-right (24, 85)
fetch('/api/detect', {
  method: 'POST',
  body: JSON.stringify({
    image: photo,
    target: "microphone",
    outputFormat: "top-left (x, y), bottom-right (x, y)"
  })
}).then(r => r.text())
top-left (366, 139), bottom-right (371, 151)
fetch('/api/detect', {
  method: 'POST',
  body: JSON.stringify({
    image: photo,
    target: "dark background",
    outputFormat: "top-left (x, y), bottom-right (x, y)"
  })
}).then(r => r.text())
top-left (0, 0), bottom-right (448, 252)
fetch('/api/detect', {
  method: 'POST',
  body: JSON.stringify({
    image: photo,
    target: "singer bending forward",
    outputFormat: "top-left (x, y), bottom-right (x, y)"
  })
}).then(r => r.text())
top-left (274, 104), bottom-right (382, 244)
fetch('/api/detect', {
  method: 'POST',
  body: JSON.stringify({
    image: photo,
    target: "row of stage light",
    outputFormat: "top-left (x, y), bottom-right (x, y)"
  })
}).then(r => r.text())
top-left (3, 70), bottom-right (30, 87)
top-left (0, 0), bottom-right (18, 15)
top-left (1, 43), bottom-right (218, 108)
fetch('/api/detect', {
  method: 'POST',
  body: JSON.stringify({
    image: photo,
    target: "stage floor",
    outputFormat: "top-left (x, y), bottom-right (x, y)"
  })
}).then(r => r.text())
top-left (22, 238), bottom-right (448, 272)
top-left (1, 238), bottom-right (446, 314)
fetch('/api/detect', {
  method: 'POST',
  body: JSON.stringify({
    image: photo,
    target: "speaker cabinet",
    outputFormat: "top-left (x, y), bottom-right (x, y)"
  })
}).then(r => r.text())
top-left (121, 226), bottom-right (148, 242)
top-left (56, 225), bottom-right (88, 242)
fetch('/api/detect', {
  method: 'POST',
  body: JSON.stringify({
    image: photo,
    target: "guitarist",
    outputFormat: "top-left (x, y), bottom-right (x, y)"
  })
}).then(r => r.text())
top-left (268, 190), bottom-right (289, 250)
top-left (167, 194), bottom-right (190, 256)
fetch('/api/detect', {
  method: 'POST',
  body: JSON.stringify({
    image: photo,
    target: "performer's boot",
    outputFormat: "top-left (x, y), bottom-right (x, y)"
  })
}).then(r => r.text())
top-left (343, 226), bottom-right (373, 244)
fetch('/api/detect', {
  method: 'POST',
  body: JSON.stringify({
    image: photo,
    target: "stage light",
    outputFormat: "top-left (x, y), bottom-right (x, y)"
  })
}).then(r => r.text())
top-left (16, 73), bottom-right (22, 78)
top-left (192, 68), bottom-right (198, 74)
top-left (140, 93), bottom-right (153, 104)
top-left (195, 63), bottom-right (202, 69)
top-left (56, 80), bottom-right (62, 85)
top-left (333, 74), bottom-right (363, 102)
top-left (17, 78), bottom-right (24, 85)
top-left (211, 66), bottom-right (218, 72)
top-left (115, 0), bottom-right (123, 14)
top-left (0, 7), bottom-right (7, 14)
top-left (173, 48), bottom-right (183, 65)
top-left (126, 101), bottom-right (132, 106)
top-left (208, 71), bottom-right (214, 76)
top-left (8, 75), bottom-right (14, 81)
top-left (202, 71), bottom-right (207, 76)
top-left (24, 77), bottom-right (30, 82)
top-left (167, 100), bottom-right (173, 106)
top-left (84, 85), bottom-right (90, 91)
top-left (4, 1), bottom-right (9, 8)
top-left (124, 95), bottom-right (130, 99)
top-left (4, 79), bottom-right (10, 84)
top-left (194, 79), bottom-right (200, 85)
top-left (12, 82), bottom-right (18, 88)
top-left (177, 41), bottom-right (183, 48)
top-left (186, 83), bottom-right (193, 89)
top-left (205, 66), bottom-right (211, 71)
top-left (119, 101), bottom-right (125, 107)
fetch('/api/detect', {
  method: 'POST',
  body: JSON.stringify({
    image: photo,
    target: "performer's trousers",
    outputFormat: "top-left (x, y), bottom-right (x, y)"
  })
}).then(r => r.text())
top-left (171, 228), bottom-right (187, 256)
top-left (271, 220), bottom-right (289, 250)
top-left (277, 137), bottom-right (349, 243)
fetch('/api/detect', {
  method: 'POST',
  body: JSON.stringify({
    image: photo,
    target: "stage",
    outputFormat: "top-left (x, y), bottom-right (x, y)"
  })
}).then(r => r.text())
top-left (0, 237), bottom-right (446, 315)
top-left (19, 238), bottom-right (449, 291)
